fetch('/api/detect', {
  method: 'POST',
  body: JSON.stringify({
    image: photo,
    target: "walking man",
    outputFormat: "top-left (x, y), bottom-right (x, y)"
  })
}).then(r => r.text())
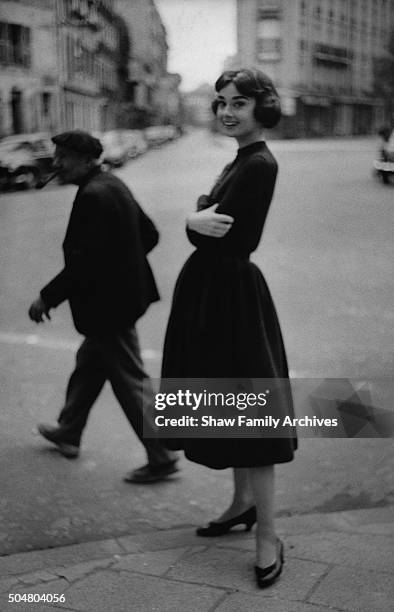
top-left (28, 130), bottom-right (178, 483)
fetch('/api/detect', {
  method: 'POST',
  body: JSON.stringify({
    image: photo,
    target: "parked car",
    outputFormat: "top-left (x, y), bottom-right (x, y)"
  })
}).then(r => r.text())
top-left (374, 126), bottom-right (394, 185)
top-left (0, 131), bottom-right (52, 147)
top-left (373, 158), bottom-right (394, 185)
top-left (121, 129), bottom-right (148, 158)
top-left (143, 125), bottom-right (178, 147)
top-left (95, 130), bottom-right (129, 168)
top-left (0, 133), bottom-right (54, 190)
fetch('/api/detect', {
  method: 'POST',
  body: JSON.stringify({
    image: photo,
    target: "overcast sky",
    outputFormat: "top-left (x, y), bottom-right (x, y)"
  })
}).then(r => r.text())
top-left (155, 0), bottom-right (237, 91)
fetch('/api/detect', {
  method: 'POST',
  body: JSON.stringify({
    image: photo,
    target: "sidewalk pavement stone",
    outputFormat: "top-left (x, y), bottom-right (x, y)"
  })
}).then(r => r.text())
top-left (116, 527), bottom-right (204, 553)
top-left (111, 547), bottom-right (189, 575)
top-left (352, 522), bottom-right (394, 535)
top-left (0, 577), bottom-right (19, 594)
top-left (285, 531), bottom-right (394, 571)
top-left (309, 565), bottom-right (394, 612)
top-left (277, 506), bottom-right (394, 535)
top-left (0, 507), bottom-right (392, 611)
top-left (0, 539), bottom-right (122, 577)
top-left (17, 571), bottom-right (60, 585)
top-left (3, 607), bottom-right (70, 612)
top-left (52, 558), bottom-right (114, 582)
top-left (215, 594), bottom-right (332, 612)
top-left (58, 570), bottom-right (225, 612)
top-left (166, 545), bottom-right (328, 598)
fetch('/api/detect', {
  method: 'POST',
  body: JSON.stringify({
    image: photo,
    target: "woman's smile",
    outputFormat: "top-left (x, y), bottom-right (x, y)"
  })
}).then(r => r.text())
top-left (222, 120), bottom-right (238, 128)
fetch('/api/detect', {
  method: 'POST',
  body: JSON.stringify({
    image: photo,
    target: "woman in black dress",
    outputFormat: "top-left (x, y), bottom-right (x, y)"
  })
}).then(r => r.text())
top-left (161, 69), bottom-right (297, 587)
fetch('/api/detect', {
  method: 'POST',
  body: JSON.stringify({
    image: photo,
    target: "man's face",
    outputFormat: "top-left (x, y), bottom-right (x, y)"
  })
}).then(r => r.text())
top-left (53, 146), bottom-right (92, 184)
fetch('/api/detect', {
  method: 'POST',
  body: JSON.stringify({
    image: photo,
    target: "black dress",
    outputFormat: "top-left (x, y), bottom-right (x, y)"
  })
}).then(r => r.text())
top-left (161, 141), bottom-right (297, 469)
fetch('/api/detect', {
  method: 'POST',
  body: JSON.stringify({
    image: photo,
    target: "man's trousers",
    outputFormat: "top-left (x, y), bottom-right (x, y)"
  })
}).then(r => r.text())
top-left (56, 327), bottom-right (173, 466)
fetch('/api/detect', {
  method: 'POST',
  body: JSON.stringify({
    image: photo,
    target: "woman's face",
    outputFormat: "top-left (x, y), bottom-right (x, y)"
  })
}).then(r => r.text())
top-left (215, 82), bottom-right (262, 144)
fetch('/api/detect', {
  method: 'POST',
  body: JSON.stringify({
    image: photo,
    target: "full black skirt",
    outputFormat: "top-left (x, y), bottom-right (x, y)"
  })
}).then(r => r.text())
top-left (161, 250), bottom-right (297, 469)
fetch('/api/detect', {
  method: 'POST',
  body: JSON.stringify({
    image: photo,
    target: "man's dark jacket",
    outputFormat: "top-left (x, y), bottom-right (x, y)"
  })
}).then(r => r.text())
top-left (40, 168), bottom-right (160, 335)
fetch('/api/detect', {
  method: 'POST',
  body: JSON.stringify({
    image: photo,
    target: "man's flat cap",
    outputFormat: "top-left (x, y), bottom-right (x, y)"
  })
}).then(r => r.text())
top-left (52, 130), bottom-right (103, 158)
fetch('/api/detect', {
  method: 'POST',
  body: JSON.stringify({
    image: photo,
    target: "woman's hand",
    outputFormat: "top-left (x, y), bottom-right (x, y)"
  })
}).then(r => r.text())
top-left (187, 204), bottom-right (234, 237)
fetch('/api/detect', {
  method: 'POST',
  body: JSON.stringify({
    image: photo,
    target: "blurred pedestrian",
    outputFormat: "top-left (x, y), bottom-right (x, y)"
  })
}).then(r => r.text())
top-left (161, 69), bottom-right (297, 587)
top-left (28, 130), bottom-right (177, 483)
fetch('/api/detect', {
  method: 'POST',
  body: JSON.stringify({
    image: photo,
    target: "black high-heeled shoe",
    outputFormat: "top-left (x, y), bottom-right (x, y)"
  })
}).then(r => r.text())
top-left (196, 506), bottom-right (256, 537)
top-left (254, 538), bottom-right (284, 588)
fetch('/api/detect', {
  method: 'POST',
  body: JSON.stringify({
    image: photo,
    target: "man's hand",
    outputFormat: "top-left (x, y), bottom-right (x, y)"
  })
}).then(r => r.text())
top-left (187, 204), bottom-right (234, 238)
top-left (28, 296), bottom-right (51, 323)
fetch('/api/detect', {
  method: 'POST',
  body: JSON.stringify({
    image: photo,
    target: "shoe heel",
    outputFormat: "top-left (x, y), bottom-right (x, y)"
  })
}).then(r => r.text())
top-left (245, 520), bottom-right (254, 532)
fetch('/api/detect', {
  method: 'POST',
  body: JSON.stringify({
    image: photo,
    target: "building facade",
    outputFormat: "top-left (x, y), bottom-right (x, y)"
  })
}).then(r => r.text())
top-left (115, 0), bottom-right (181, 127)
top-left (237, 0), bottom-right (394, 137)
top-left (0, 0), bottom-right (122, 136)
top-left (154, 72), bottom-right (183, 127)
top-left (182, 83), bottom-right (215, 127)
top-left (0, 0), bottom-right (56, 135)
top-left (57, 0), bottom-right (121, 132)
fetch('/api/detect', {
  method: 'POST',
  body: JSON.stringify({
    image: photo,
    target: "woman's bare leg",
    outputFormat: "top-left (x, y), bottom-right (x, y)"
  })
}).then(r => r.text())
top-left (249, 465), bottom-right (277, 567)
top-left (215, 467), bottom-right (255, 522)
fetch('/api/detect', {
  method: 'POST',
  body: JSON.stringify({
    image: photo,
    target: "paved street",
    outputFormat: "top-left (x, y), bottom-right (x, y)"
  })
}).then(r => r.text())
top-left (0, 130), bottom-right (393, 556)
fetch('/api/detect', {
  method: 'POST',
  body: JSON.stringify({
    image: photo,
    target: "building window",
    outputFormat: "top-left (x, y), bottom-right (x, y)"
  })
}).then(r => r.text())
top-left (299, 39), bottom-right (308, 67)
top-left (313, 43), bottom-right (352, 68)
top-left (257, 18), bottom-right (282, 61)
top-left (0, 22), bottom-right (31, 68)
top-left (41, 92), bottom-right (51, 116)
top-left (257, 37), bottom-right (282, 59)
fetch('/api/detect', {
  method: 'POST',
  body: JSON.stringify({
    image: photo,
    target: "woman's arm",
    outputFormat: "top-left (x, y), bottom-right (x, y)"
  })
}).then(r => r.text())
top-left (186, 192), bottom-right (234, 246)
top-left (187, 203), bottom-right (234, 237)
top-left (186, 156), bottom-right (277, 250)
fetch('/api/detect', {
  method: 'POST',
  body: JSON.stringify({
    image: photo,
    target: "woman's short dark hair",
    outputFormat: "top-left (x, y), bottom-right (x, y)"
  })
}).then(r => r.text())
top-left (211, 68), bottom-right (281, 129)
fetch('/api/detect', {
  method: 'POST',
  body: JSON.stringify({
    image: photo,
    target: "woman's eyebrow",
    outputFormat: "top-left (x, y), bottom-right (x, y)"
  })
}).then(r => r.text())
top-left (217, 95), bottom-right (248, 100)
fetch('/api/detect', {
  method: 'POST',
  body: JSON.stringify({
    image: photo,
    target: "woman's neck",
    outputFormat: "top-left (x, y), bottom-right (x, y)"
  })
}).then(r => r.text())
top-left (235, 130), bottom-right (265, 149)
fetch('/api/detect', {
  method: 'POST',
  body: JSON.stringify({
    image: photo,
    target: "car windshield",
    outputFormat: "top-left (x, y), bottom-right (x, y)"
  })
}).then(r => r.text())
top-left (14, 142), bottom-right (35, 151)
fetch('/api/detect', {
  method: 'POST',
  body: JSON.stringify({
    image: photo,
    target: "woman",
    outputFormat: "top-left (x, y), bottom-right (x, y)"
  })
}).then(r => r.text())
top-left (161, 68), bottom-right (297, 588)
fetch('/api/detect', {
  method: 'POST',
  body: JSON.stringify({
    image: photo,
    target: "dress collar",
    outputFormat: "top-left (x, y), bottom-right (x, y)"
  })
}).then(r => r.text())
top-left (236, 140), bottom-right (266, 157)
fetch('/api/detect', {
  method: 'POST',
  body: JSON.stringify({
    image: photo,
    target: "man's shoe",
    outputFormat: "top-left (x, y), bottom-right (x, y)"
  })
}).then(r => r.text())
top-left (37, 424), bottom-right (79, 459)
top-left (124, 460), bottom-right (179, 484)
